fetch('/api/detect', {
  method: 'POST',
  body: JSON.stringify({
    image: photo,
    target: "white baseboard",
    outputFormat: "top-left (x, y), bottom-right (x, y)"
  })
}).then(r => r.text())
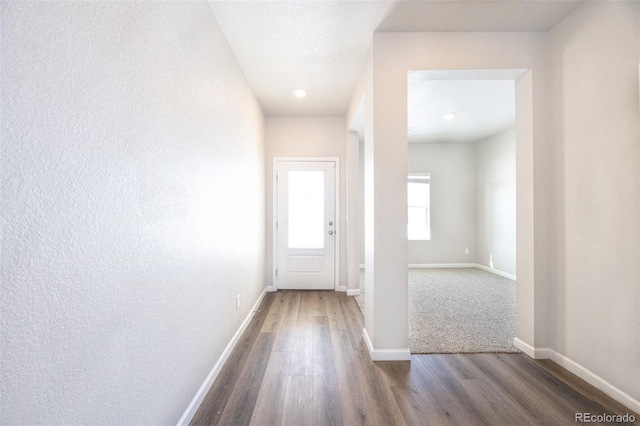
top-left (407, 263), bottom-right (516, 280)
top-left (346, 289), bottom-right (361, 296)
top-left (475, 263), bottom-right (516, 280)
top-left (409, 263), bottom-right (476, 268)
top-left (544, 348), bottom-right (640, 414)
top-left (363, 328), bottom-right (411, 361)
top-left (513, 338), bottom-right (640, 414)
top-left (513, 337), bottom-right (537, 358)
top-left (177, 287), bottom-right (268, 426)
top-left (267, 286), bottom-right (276, 292)
top-left (337, 285), bottom-right (347, 292)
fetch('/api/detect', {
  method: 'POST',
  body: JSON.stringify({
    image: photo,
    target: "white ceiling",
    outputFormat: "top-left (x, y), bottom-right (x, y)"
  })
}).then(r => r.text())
top-left (208, 1), bottom-right (583, 117)
top-left (407, 77), bottom-right (515, 144)
top-left (208, 1), bottom-right (396, 116)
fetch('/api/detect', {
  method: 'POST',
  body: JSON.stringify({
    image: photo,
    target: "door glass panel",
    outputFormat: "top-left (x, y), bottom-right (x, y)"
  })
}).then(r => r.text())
top-left (288, 170), bottom-right (325, 249)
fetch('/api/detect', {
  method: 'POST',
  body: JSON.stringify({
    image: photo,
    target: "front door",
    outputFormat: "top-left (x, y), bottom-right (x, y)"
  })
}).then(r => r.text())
top-left (275, 160), bottom-right (336, 290)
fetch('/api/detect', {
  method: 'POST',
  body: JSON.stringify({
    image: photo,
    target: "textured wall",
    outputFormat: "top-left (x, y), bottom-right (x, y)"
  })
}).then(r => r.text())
top-left (476, 127), bottom-right (516, 275)
top-left (547, 1), bottom-right (640, 403)
top-left (1, 2), bottom-right (265, 424)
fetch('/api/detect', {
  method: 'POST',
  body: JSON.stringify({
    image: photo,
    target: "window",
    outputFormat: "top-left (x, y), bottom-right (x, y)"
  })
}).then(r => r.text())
top-left (408, 174), bottom-right (430, 240)
top-left (288, 170), bottom-right (325, 249)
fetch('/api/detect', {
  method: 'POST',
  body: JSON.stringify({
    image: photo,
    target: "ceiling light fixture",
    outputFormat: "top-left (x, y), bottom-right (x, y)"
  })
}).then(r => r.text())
top-left (293, 89), bottom-right (307, 98)
top-left (443, 113), bottom-right (457, 120)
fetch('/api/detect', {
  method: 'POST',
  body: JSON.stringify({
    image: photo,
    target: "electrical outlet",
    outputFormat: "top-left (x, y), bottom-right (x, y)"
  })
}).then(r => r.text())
top-left (465, 248), bottom-right (470, 255)
top-left (236, 294), bottom-right (241, 311)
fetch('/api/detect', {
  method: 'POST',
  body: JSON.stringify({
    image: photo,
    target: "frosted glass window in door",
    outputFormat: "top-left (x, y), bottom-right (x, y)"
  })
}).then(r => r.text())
top-left (288, 171), bottom-right (325, 249)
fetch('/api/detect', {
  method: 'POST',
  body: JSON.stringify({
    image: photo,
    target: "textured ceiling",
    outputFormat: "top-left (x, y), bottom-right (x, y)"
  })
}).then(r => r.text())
top-left (408, 77), bottom-right (515, 144)
top-left (208, 1), bottom-right (583, 117)
top-left (208, 1), bottom-right (395, 116)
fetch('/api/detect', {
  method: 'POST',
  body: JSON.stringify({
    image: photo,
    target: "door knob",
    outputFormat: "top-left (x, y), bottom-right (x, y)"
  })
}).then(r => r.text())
top-left (328, 230), bottom-right (334, 235)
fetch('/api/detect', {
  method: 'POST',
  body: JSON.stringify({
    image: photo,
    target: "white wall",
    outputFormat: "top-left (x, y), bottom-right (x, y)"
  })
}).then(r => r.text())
top-left (408, 143), bottom-right (477, 264)
top-left (547, 1), bottom-right (640, 405)
top-left (346, 129), bottom-right (361, 290)
top-left (357, 31), bottom-right (547, 352)
top-left (359, 139), bottom-right (365, 264)
top-left (1, 3), bottom-right (265, 424)
top-left (265, 117), bottom-right (347, 288)
top-left (348, 46), bottom-right (377, 341)
top-left (476, 127), bottom-right (516, 275)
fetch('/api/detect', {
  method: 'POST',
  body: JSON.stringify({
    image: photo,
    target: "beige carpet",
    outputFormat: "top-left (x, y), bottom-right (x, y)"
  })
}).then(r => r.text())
top-left (356, 267), bottom-right (519, 353)
top-left (409, 268), bottom-right (518, 353)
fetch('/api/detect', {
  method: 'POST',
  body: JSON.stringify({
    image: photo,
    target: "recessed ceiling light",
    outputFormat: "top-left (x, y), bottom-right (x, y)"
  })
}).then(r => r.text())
top-left (443, 113), bottom-right (457, 120)
top-left (293, 89), bottom-right (307, 98)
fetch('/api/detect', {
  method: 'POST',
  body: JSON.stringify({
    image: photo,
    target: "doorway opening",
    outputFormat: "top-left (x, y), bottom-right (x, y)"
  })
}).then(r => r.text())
top-left (407, 71), bottom-right (519, 353)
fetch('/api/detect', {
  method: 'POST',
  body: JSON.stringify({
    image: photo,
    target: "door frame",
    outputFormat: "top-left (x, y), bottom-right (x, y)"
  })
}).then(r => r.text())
top-left (272, 157), bottom-right (340, 291)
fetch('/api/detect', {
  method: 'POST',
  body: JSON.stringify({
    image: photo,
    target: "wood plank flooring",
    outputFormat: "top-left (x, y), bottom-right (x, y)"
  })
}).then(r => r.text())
top-left (191, 291), bottom-right (639, 426)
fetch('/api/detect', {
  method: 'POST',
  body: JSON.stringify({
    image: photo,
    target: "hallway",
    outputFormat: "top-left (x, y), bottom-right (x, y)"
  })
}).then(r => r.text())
top-left (191, 291), bottom-right (634, 425)
top-left (3, 2), bottom-right (639, 423)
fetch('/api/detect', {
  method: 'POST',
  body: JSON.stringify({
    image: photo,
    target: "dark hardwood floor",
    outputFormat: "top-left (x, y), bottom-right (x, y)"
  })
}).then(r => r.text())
top-left (191, 291), bottom-right (638, 426)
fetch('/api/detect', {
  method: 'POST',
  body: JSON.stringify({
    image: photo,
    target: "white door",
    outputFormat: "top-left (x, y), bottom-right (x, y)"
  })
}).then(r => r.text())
top-left (275, 161), bottom-right (336, 290)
